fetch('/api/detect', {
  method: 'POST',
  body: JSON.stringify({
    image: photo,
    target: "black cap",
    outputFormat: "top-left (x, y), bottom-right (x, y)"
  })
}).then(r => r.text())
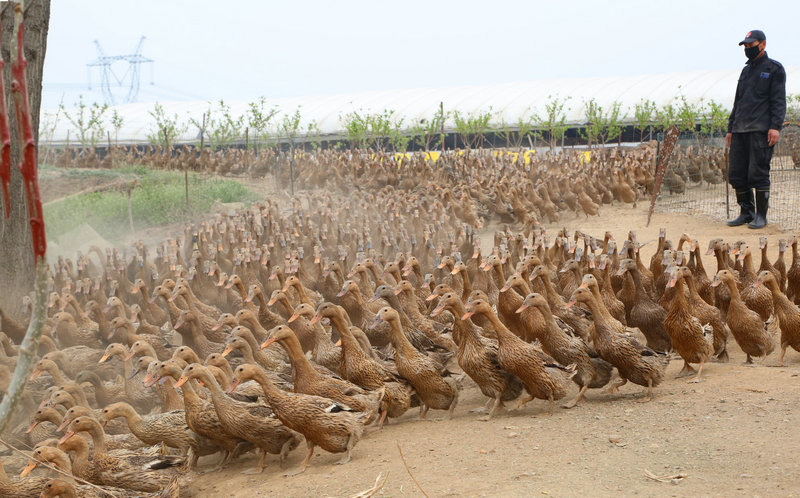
top-left (739, 30), bottom-right (765, 46)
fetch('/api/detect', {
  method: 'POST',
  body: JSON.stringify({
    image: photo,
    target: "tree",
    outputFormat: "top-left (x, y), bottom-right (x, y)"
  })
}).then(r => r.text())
top-left (61, 95), bottom-right (107, 148)
top-left (110, 109), bottom-right (123, 144)
top-left (698, 98), bottom-right (729, 140)
top-left (633, 98), bottom-right (657, 142)
top-left (146, 102), bottom-right (187, 147)
top-left (535, 95), bottom-right (570, 151)
top-left (191, 100), bottom-right (244, 150)
top-left (452, 108), bottom-right (493, 149)
top-left (0, 0), bottom-right (51, 320)
top-left (675, 90), bottom-right (700, 136)
top-left (410, 105), bottom-right (447, 152)
top-left (655, 102), bottom-right (678, 134)
top-left (785, 94), bottom-right (800, 126)
top-left (581, 98), bottom-right (624, 147)
top-left (246, 96), bottom-right (278, 150)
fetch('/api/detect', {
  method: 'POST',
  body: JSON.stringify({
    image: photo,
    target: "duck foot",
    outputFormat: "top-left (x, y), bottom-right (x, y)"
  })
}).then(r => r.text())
top-left (242, 467), bottom-right (265, 475)
top-left (714, 350), bottom-right (730, 363)
top-left (675, 362), bottom-right (696, 379)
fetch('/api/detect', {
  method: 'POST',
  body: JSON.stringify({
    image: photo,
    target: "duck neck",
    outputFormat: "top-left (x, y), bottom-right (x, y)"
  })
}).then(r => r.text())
top-left (490, 264), bottom-right (506, 289)
top-left (724, 278), bottom-right (743, 302)
top-left (86, 422), bottom-right (108, 458)
top-left (480, 308), bottom-right (514, 344)
top-left (119, 404), bottom-right (144, 433)
top-left (386, 317), bottom-right (417, 357)
top-left (279, 334), bottom-right (319, 381)
top-left (670, 278), bottom-right (688, 311)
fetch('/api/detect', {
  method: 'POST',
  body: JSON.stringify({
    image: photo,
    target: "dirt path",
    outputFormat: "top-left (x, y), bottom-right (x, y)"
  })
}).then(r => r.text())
top-left (189, 203), bottom-right (800, 497)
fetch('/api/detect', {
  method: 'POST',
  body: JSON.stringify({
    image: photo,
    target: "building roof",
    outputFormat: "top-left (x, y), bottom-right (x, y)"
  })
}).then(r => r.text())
top-left (42, 67), bottom-right (800, 144)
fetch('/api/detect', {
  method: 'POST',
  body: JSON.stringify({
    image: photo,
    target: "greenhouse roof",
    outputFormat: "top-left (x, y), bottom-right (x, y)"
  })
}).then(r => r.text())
top-left (42, 67), bottom-right (800, 144)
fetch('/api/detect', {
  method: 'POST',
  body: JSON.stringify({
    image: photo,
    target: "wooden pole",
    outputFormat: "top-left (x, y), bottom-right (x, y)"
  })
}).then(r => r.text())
top-left (440, 101), bottom-right (445, 157)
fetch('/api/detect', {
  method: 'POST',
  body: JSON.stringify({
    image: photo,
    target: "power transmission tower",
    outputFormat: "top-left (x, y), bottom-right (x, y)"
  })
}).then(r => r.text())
top-left (87, 36), bottom-right (154, 105)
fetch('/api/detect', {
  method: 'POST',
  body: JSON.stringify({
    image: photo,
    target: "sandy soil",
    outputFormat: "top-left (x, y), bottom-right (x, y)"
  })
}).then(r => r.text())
top-left (186, 203), bottom-right (800, 498)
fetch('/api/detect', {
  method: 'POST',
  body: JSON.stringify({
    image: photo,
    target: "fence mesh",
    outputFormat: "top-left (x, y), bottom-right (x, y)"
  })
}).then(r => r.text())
top-left (656, 130), bottom-right (800, 230)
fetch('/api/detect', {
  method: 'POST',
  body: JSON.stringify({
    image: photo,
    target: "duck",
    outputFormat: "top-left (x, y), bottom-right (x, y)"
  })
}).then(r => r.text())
top-left (754, 270), bottom-right (800, 366)
top-left (430, 291), bottom-right (522, 418)
top-left (261, 325), bottom-right (382, 415)
top-left (663, 267), bottom-right (713, 382)
top-left (710, 270), bottom-right (774, 364)
top-left (370, 307), bottom-right (459, 418)
top-left (59, 416), bottom-right (182, 492)
top-left (462, 298), bottom-right (575, 414)
top-left (515, 293), bottom-right (614, 407)
top-left (0, 458), bottom-right (48, 498)
top-left (99, 401), bottom-right (216, 464)
top-left (230, 363), bottom-right (374, 475)
top-left (175, 364), bottom-right (302, 474)
top-left (288, 303), bottom-right (342, 371)
top-left (615, 259), bottom-right (671, 352)
top-left (567, 287), bottom-right (669, 402)
top-left (38, 477), bottom-right (180, 498)
top-left (734, 244), bottom-right (774, 321)
top-left (146, 360), bottom-right (250, 472)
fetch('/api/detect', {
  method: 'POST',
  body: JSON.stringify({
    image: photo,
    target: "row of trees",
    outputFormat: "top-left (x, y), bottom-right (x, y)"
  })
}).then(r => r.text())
top-left (41, 91), bottom-right (800, 152)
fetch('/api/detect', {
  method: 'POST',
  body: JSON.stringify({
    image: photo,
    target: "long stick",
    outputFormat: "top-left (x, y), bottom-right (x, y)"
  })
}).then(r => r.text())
top-left (396, 441), bottom-right (429, 498)
top-left (647, 125), bottom-right (680, 227)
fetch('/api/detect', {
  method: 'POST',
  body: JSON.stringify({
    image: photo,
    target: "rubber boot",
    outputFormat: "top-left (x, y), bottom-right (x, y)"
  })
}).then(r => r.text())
top-left (748, 189), bottom-right (769, 229)
top-left (727, 189), bottom-right (754, 226)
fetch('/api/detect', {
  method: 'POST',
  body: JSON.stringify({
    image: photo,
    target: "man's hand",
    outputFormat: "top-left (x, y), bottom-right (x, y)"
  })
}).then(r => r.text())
top-left (725, 133), bottom-right (732, 148)
top-left (768, 129), bottom-right (780, 147)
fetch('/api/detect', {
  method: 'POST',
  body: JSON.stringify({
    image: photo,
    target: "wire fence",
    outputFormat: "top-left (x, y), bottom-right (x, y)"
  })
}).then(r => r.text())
top-left (656, 130), bottom-right (800, 230)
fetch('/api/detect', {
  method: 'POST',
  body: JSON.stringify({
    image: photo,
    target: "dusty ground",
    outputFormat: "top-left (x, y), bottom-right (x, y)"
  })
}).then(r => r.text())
top-left (185, 203), bottom-right (800, 498)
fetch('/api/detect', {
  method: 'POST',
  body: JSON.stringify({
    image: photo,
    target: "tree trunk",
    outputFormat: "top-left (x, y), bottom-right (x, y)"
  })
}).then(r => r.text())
top-left (0, 0), bottom-right (50, 320)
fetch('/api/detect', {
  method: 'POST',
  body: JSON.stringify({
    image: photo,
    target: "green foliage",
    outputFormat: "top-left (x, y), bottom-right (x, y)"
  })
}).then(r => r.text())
top-left (192, 100), bottom-right (245, 150)
top-left (675, 90), bottom-right (701, 135)
top-left (452, 108), bottom-right (494, 149)
top-left (786, 94), bottom-right (800, 125)
top-left (698, 98), bottom-right (729, 138)
top-left (247, 97), bottom-right (279, 149)
top-left (339, 109), bottom-right (406, 151)
top-left (633, 99), bottom-right (657, 142)
top-left (61, 96), bottom-right (108, 147)
top-left (535, 95), bottom-right (571, 150)
top-left (110, 110), bottom-right (124, 144)
top-left (278, 106), bottom-right (303, 143)
top-left (580, 98), bottom-right (623, 146)
top-left (44, 168), bottom-right (259, 242)
top-left (147, 102), bottom-right (188, 147)
top-left (305, 120), bottom-right (322, 151)
top-left (410, 105), bottom-right (447, 151)
top-left (655, 102), bottom-right (678, 132)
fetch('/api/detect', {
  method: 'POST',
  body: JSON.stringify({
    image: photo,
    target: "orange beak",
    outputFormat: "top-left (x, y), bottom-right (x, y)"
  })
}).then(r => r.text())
top-left (430, 304), bottom-right (444, 318)
top-left (393, 287), bottom-right (403, 295)
top-left (211, 323), bottom-right (222, 331)
top-left (335, 339), bottom-right (342, 347)
top-left (499, 283), bottom-right (510, 293)
top-left (461, 311), bottom-right (475, 320)
top-left (309, 314), bottom-right (321, 327)
top-left (578, 282), bottom-right (589, 290)
top-left (425, 293), bottom-right (437, 302)
top-left (227, 378), bottom-right (241, 394)
top-left (260, 337), bottom-right (276, 350)
top-left (124, 351), bottom-right (135, 361)
top-left (174, 318), bottom-right (184, 330)
top-left (564, 300), bottom-right (576, 310)
top-left (267, 296), bottom-right (277, 306)
top-left (58, 430), bottom-right (75, 445)
top-left (19, 460), bottom-right (38, 478)
top-left (99, 354), bottom-right (110, 363)
top-left (752, 280), bottom-right (762, 289)
top-left (29, 369), bottom-right (42, 380)
top-left (26, 420), bottom-right (39, 434)
top-left (221, 346), bottom-right (233, 357)
top-left (515, 304), bottom-right (528, 314)
top-left (288, 312), bottom-right (300, 323)
top-left (450, 267), bottom-right (460, 276)
top-left (174, 375), bottom-right (188, 388)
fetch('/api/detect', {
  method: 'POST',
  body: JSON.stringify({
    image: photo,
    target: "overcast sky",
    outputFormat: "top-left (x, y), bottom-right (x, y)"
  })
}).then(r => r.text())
top-left (42, 0), bottom-right (798, 109)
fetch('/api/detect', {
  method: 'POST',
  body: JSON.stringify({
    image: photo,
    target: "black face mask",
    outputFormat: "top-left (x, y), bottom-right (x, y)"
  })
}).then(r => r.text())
top-left (744, 45), bottom-right (761, 60)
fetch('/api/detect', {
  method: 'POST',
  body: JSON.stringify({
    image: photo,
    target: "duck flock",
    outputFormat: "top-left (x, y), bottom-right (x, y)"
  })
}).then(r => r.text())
top-left (1, 144), bottom-right (798, 497)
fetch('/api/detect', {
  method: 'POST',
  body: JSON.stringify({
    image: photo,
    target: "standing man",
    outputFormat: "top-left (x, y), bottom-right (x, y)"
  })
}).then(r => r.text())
top-left (726, 29), bottom-right (786, 229)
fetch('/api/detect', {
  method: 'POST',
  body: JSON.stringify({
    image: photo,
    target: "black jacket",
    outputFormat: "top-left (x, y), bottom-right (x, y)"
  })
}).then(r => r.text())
top-left (727, 52), bottom-right (786, 133)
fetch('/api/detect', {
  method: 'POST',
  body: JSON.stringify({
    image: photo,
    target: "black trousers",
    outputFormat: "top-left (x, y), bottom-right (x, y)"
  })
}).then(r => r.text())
top-left (728, 131), bottom-right (773, 190)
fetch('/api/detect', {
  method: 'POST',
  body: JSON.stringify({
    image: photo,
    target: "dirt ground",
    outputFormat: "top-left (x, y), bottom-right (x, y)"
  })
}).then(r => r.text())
top-left (184, 203), bottom-right (800, 498)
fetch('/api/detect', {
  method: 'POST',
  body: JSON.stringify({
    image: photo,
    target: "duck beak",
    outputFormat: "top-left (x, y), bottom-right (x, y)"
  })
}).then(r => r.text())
top-left (124, 350), bottom-right (136, 361)
top-left (564, 300), bottom-right (576, 310)
top-left (245, 292), bottom-right (254, 303)
top-left (19, 460), bottom-right (37, 478)
top-left (225, 282), bottom-right (233, 289)
top-left (56, 419), bottom-right (70, 432)
top-left (58, 430), bottom-right (75, 445)
top-left (752, 280), bottom-right (762, 289)
top-left (260, 337), bottom-right (276, 350)
top-left (578, 282), bottom-right (589, 290)
top-left (667, 277), bottom-right (677, 288)
top-left (29, 369), bottom-right (42, 380)
top-left (461, 311), bottom-right (475, 320)
top-left (336, 289), bottom-right (347, 298)
top-left (288, 312), bottom-right (300, 323)
top-left (26, 420), bottom-right (39, 434)
top-left (101, 420), bottom-right (108, 428)
top-left (267, 296), bottom-right (277, 306)
top-left (227, 379), bottom-right (241, 394)
top-left (430, 305), bottom-right (444, 318)
top-left (710, 278), bottom-right (720, 288)
top-left (174, 375), bottom-right (188, 388)
top-left (368, 317), bottom-right (382, 330)
top-left (280, 283), bottom-right (290, 293)
top-left (515, 304), bottom-right (528, 314)
top-left (499, 283), bottom-right (510, 293)
top-left (173, 318), bottom-right (184, 330)
top-left (393, 287), bottom-right (403, 296)
top-left (450, 267), bottom-right (460, 275)
top-left (221, 346), bottom-right (233, 357)
top-left (149, 295), bottom-right (158, 304)
top-left (309, 314), bottom-right (322, 327)
top-left (335, 339), bottom-right (342, 347)
top-left (211, 323), bottom-right (222, 331)
top-left (425, 293), bottom-right (437, 302)
top-left (128, 368), bottom-right (140, 380)
top-left (99, 354), bottom-right (109, 363)
top-left (367, 295), bottom-right (379, 303)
